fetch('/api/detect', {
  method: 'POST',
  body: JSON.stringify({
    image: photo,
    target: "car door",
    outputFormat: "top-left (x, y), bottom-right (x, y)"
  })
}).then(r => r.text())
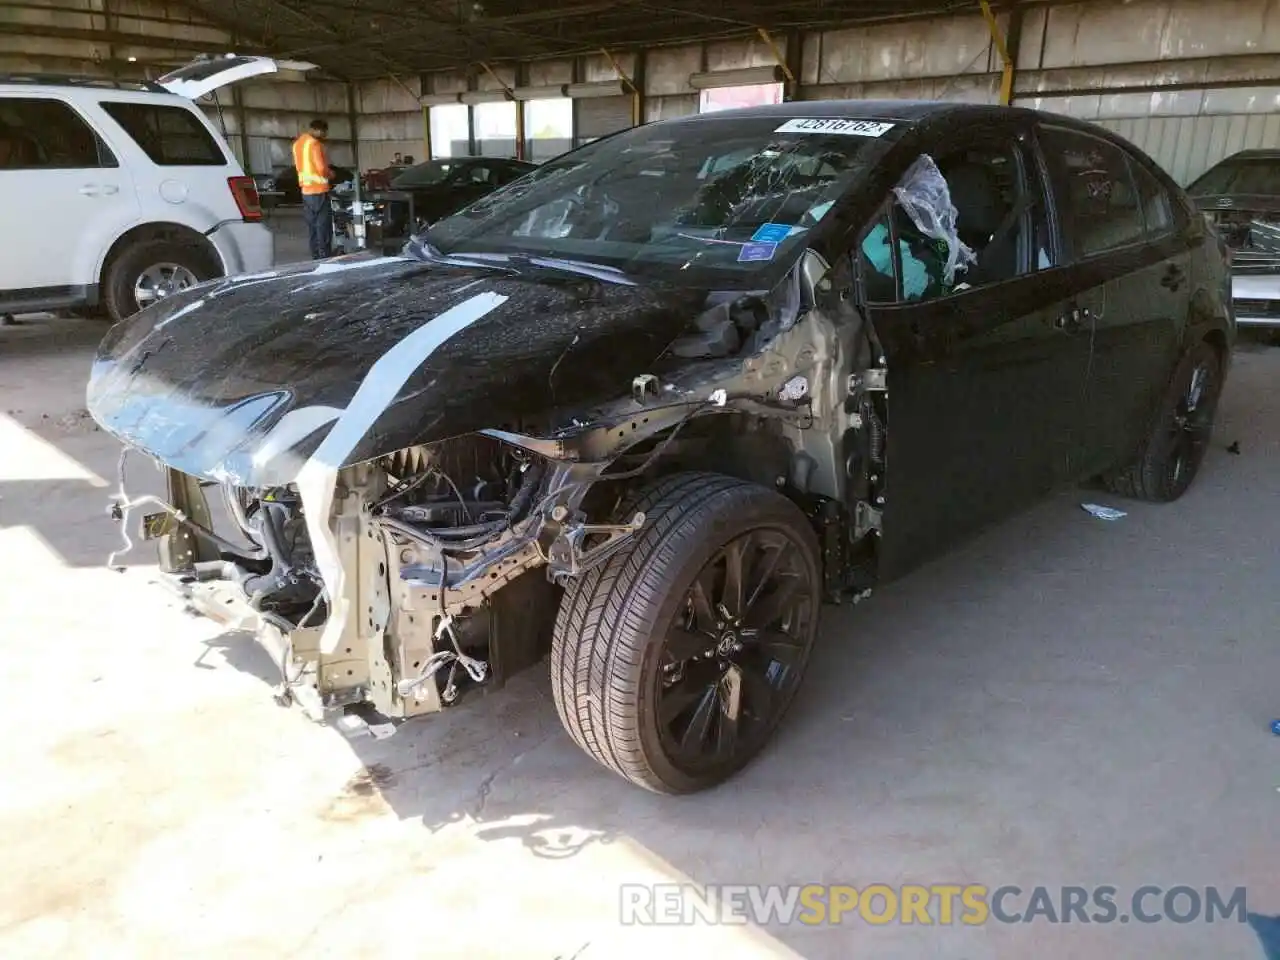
top-left (1035, 125), bottom-right (1189, 476)
top-left (0, 95), bottom-right (139, 304)
top-left (856, 118), bottom-right (1095, 580)
top-left (95, 98), bottom-right (244, 229)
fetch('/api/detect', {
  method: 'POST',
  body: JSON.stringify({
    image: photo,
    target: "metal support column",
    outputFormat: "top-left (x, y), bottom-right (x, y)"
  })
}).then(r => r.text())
top-left (980, 0), bottom-right (1022, 106)
top-left (479, 62), bottom-right (520, 160)
top-left (758, 27), bottom-right (797, 101)
top-left (347, 83), bottom-right (365, 251)
top-left (600, 47), bottom-right (642, 127)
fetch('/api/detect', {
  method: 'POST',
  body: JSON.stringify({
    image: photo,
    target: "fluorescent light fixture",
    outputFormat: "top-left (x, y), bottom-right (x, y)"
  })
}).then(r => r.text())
top-left (512, 84), bottom-right (567, 101)
top-left (422, 92), bottom-right (463, 106)
top-left (565, 80), bottom-right (631, 98)
top-left (688, 65), bottom-right (786, 89)
top-left (459, 89), bottom-right (512, 105)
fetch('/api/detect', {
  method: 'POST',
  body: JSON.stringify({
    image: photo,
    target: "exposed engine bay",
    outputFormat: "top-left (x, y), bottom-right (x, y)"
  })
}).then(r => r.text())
top-left (104, 252), bottom-right (890, 736)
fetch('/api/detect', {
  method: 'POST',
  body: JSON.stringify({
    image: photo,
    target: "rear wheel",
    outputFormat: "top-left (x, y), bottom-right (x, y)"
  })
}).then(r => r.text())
top-left (550, 472), bottom-right (822, 794)
top-left (1105, 340), bottom-right (1223, 502)
top-left (102, 239), bottom-right (220, 323)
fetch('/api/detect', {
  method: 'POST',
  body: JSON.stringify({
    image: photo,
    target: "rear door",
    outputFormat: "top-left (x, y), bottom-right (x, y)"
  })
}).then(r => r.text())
top-left (1036, 125), bottom-right (1189, 477)
top-left (857, 117), bottom-right (1094, 579)
top-left (96, 97), bottom-right (244, 225)
top-left (0, 94), bottom-right (139, 299)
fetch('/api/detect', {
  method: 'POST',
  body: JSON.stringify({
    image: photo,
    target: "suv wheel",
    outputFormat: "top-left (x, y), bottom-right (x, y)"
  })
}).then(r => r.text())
top-left (1105, 340), bottom-right (1223, 502)
top-left (550, 472), bottom-right (822, 794)
top-left (102, 239), bottom-right (220, 323)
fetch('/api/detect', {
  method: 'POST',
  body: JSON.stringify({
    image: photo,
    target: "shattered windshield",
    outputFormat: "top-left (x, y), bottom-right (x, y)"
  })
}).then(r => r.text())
top-left (1189, 157), bottom-right (1280, 196)
top-left (418, 115), bottom-right (899, 286)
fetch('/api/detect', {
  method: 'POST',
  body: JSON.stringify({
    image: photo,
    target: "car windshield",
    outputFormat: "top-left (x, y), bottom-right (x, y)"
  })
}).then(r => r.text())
top-left (392, 160), bottom-right (459, 188)
top-left (419, 114), bottom-right (899, 287)
top-left (1189, 157), bottom-right (1280, 196)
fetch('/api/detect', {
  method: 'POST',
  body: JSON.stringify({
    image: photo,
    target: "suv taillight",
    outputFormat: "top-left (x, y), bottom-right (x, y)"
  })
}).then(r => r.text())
top-left (228, 176), bottom-right (263, 222)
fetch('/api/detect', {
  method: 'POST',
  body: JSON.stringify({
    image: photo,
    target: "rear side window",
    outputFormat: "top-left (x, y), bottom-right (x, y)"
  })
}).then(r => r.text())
top-left (1040, 126), bottom-right (1145, 259)
top-left (0, 97), bottom-right (113, 169)
top-left (1128, 160), bottom-right (1174, 236)
top-left (99, 101), bottom-right (225, 166)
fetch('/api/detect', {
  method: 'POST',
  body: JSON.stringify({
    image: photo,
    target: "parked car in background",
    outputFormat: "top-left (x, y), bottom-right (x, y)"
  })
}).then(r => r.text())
top-left (88, 102), bottom-right (1231, 794)
top-left (389, 156), bottom-right (536, 230)
top-left (267, 162), bottom-right (355, 204)
top-left (1188, 149), bottom-right (1280, 332)
top-left (363, 163), bottom-right (410, 192)
top-left (0, 57), bottom-right (278, 321)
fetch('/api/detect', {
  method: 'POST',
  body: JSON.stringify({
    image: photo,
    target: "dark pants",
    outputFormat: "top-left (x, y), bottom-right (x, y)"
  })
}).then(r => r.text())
top-left (302, 192), bottom-right (332, 260)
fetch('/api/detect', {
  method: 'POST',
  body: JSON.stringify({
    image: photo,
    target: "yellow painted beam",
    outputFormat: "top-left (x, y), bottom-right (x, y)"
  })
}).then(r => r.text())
top-left (600, 47), bottom-right (642, 126)
top-left (979, 0), bottom-right (1016, 106)
top-left (756, 26), bottom-right (796, 85)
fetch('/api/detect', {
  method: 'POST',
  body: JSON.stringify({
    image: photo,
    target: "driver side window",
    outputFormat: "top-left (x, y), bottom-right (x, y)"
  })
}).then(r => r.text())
top-left (859, 139), bottom-right (1050, 304)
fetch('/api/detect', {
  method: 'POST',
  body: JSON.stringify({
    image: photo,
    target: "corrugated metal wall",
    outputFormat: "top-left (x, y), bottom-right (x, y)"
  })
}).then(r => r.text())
top-left (0, 0), bottom-right (356, 175)
top-left (7, 0), bottom-right (1280, 186)
top-left (1013, 0), bottom-right (1280, 183)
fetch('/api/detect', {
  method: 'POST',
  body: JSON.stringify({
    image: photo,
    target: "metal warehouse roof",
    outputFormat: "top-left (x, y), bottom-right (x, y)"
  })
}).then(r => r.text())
top-left (177, 0), bottom-right (983, 79)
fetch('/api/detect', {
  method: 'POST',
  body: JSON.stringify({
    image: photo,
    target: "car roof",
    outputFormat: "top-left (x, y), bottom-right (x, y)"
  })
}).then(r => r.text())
top-left (664, 99), bottom-right (965, 125)
top-left (1214, 149), bottom-right (1280, 161)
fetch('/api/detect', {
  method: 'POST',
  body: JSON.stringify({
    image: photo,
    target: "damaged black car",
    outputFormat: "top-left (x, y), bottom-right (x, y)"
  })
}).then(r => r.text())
top-left (86, 101), bottom-right (1233, 794)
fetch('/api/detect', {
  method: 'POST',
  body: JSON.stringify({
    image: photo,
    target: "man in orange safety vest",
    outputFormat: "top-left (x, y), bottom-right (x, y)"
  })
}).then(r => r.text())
top-left (293, 119), bottom-right (333, 259)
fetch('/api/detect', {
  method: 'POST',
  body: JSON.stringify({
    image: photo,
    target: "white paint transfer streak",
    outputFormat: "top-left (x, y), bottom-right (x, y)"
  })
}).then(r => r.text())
top-left (251, 405), bottom-right (343, 470)
top-left (294, 291), bottom-right (509, 656)
top-left (154, 298), bottom-right (206, 331)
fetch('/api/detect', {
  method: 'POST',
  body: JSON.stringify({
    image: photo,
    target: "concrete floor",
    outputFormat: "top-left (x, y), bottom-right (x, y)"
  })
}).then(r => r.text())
top-left (1, 285), bottom-right (1278, 957)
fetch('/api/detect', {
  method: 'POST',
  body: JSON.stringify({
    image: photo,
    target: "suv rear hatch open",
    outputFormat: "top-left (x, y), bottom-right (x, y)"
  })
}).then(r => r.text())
top-left (156, 54), bottom-right (315, 100)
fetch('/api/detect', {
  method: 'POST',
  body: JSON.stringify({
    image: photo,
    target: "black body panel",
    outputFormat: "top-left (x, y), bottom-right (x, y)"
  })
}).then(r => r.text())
top-left (86, 255), bottom-right (710, 487)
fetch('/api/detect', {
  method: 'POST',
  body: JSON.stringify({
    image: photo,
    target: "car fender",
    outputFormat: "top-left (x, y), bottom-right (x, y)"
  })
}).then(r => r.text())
top-left (94, 210), bottom-right (228, 284)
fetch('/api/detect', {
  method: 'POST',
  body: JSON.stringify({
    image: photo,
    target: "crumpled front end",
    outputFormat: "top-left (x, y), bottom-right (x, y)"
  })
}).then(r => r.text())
top-left (91, 245), bottom-right (849, 735)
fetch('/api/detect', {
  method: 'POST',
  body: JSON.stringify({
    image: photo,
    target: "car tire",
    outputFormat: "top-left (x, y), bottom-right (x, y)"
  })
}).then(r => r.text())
top-left (550, 472), bottom-right (823, 794)
top-left (102, 239), bottom-right (221, 323)
top-left (1104, 339), bottom-right (1223, 503)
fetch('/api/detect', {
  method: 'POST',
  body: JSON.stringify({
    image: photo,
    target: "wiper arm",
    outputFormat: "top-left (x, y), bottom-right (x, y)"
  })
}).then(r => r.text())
top-left (424, 250), bottom-right (635, 286)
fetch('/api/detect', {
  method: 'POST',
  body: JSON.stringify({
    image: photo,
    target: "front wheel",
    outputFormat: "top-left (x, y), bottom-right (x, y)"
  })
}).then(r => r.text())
top-left (550, 472), bottom-right (823, 794)
top-left (102, 239), bottom-right (220, 323)
top-left (1105, 340), bottom-right (1223, 502)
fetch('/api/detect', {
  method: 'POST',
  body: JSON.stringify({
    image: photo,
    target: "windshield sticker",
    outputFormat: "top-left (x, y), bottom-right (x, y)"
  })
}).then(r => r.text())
top-left (737, 241), bottom-right (779, 263)
top-left (751, 222), bottom-right (794, 244)
top-left (774, 118), bottom-right (895, 138)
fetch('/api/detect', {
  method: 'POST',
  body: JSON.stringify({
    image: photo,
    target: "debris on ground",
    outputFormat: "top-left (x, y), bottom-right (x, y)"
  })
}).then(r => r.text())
top-left (1271, 719), bottom-right (1280, 736)
top-left (1081, 503), bottom-right (1128, 521)
top-left (1228, 441), bottom-right (1242, 455)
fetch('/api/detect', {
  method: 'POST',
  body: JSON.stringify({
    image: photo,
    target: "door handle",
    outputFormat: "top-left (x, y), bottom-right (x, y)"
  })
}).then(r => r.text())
top-left (99, 184), bottom-right (120, 196)
top-left (78, 184), bottom-right (101, 196)
top-left (1161, 264), bottom-right (1185, 291)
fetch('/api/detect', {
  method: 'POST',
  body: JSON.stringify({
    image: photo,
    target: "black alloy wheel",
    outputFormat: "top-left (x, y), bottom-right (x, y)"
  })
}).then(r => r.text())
top-left (1105, 339), bottom-right (1223, 503)
top-left (550, 472), bottom-right (823, 794)
top-left (1164, 351), bottom-right (1219, 493)
top-left (655, 529), bottom-right (815, 777)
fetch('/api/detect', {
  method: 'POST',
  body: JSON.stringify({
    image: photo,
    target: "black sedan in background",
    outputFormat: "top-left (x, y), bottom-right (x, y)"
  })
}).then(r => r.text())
top-left (333, 157), bottom-right (538, 253)
top-left (390, 157), bottom-right (537, 229)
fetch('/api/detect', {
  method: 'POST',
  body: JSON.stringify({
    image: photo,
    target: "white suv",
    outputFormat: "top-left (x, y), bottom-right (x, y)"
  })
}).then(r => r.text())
top-left (0, 56), bottom-right (282, 322)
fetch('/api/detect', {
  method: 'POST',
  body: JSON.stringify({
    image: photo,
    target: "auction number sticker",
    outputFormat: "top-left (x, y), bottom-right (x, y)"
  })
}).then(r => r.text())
top-left (774, 118), bottom-right (896, 137)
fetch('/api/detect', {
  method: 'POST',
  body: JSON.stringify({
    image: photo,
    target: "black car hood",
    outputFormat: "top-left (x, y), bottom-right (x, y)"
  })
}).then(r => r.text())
top-left (87, 254), bottom-right (712, 487)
